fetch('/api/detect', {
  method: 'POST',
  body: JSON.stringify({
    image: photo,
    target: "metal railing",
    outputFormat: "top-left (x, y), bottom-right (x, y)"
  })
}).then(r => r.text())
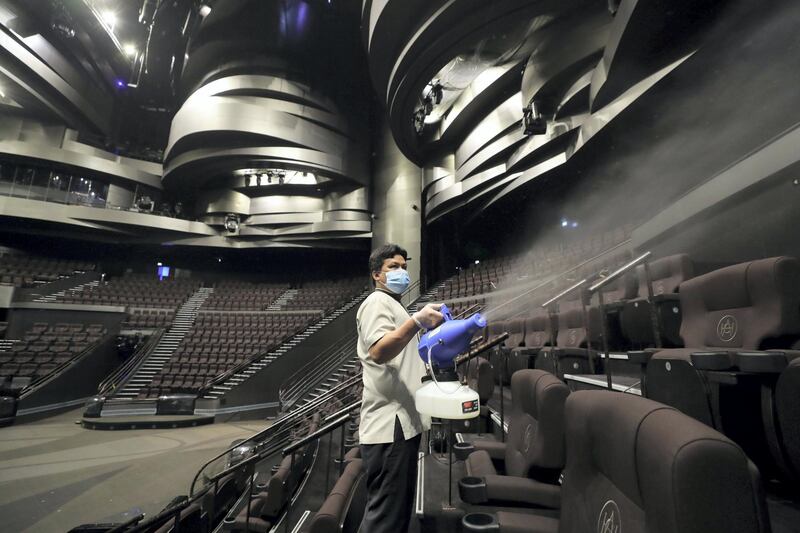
top-left (98, 329), bottom-right (164, 397)
top-left (190, 372), bottom-right (363, 497)
top-left (278, 331), bottom-right (358, 408)
top-left (586, 251), bottom-right (659, 390)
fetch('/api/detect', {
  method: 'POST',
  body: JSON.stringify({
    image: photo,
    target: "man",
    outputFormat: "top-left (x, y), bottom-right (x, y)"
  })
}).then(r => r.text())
top-left (357, 243), bottom-right (444, 533)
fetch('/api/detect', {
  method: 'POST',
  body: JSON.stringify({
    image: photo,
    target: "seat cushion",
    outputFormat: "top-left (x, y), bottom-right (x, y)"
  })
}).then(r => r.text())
top-left (466, 449), bottom-right (498, 477)
top-left (496, 511), bottom-right (559, 533)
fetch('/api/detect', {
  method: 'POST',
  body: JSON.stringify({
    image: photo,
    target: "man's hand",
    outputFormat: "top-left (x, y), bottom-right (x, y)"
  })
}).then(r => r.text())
top-left (412, 303), bottom-right (445, 330)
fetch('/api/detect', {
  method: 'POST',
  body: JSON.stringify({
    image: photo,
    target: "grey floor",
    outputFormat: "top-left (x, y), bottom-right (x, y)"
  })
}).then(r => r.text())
top-left (0, 408), bottom-right (266, 533)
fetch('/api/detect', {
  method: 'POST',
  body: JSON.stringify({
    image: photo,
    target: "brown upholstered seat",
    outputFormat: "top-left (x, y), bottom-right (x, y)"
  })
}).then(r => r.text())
top-left (508, 311), bottom-right (555, 376)
top-left (536, 308), bottom-right (598, 378)
top-left (620, 254), bottom-right (693, 347)
top-left (647, 256), bottom-right (800, 427)
top-left (309, 459), bottom-right (365, 533)
top-left (464, 391), bottom-right (770, 533)
top-left (460, 370), bottom-right (569, 509)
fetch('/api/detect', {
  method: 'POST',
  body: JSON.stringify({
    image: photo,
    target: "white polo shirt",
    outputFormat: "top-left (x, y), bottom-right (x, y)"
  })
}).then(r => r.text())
top-left (357, 289), bottom-right (431, 444)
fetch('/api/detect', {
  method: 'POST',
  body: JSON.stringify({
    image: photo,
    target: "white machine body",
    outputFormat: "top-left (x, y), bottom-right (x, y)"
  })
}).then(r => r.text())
top-left (415, 380), bottom-right (480, 420)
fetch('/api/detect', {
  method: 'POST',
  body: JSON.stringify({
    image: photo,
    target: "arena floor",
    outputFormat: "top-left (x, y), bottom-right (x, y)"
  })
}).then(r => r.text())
top-left (0, 409), bottom-right (266, 532)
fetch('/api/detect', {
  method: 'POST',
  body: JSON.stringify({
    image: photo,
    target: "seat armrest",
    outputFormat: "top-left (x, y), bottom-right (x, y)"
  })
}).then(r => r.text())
top-left (651, 293), bottom-right (680, 304)
top-left (552, 348), bottom-right (593, 359)
top-left (627, 350), bottom-right (653, 365)
top-left (736, 351), bottom-right (789, 374)
top-left (483, 475), bottom-right (561, 509)
top-left (511, 347), bottom-right (541, 356)
top-left (690, 351), bottom-right (736, 371)
top-left (473, 440), bottom-right (506, 460)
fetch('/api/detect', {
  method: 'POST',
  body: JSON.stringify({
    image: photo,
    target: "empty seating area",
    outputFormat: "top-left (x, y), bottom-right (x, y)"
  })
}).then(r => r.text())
top-left (0, 322), bottom-right (106, 385)
top-left (203, 281), bottom-right (287, 310)
top-left (56, 274), bottom-right (200, 307)
top-left (0, 252), bottom-right (94, 288)
top-left (137, 311), bottom-right (319, 398)
top-left (282, 278), bottom-right (366, 312)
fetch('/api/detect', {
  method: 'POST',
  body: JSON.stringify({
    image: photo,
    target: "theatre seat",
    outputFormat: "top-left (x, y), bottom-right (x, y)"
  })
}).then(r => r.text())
top-left (620, 254), bottom-right (693, 347)
top-left (459, 370), bottom-right (568, 510)
top-left (646, 256), bottom-right (800, 427)
top-left (463, 391), bottom-right (770, 533)
top-left (536, 308), bottom-right (598, 379)
top-left (508, 311), bottom-right (554, 376)
top-left (308, 459), bottom-right (365, 533)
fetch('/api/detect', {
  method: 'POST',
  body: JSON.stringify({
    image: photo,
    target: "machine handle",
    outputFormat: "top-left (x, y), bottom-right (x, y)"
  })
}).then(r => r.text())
top-left (440, 303), bottom-right (453, 322)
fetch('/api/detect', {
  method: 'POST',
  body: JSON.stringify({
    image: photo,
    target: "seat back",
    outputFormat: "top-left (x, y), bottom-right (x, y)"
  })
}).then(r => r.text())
top-left (524, 311), bottom-right (553, 348)
top-left (503, 318), bottom-right (525, 349)
top-left (638, 254), bottom-right (693, 297)
top-left (310, 459), bottom-right (365, 533)
top-left (464, 356), bottom-right (493, 405)
top-left (556, 308), bottom-right (586, 349)
top-left (505, 370), bottom-right (569, 477)
top-left (560, 391), bottom-right (770, 533)
top-left (679, 256), bottom-right (800, 349)
top-left (776, 356), bottom-right (800, 480)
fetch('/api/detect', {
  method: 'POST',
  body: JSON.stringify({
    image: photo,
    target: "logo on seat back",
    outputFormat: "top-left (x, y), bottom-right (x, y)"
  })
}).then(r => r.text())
top-left (523, 424), bottom-right (533, 452)
top-left (597, 500), bottom-right (621, 533)
top-left (717, 315), bottom-right (738, 342)
top-left (567, 329), bottom-right (578, 346)
top-left (654, 281), bottom-right (664, 295)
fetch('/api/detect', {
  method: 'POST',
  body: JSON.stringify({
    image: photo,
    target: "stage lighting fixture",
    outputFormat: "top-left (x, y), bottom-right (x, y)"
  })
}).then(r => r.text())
top-left (123, 43), bottom-right (137, 57)
top-left (224, 213), bottom-right (240, 233)
top-left (522, 101), bottom-right (547, 136)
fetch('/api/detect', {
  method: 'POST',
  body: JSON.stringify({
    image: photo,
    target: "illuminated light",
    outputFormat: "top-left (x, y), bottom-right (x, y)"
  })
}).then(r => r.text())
top-left (123, 43), bottom-right (137, 57)
top-left (157, 262), bottom-right (162, 266)
top-left (561, 219), bottom-right (568, 227)
top-left (101, 11), bottom-right (117, 30)
top-left (0, 86), bottom-right (5, 98)
top-left (115, 79), bottom-right (125, 88)
top-left (199, 5), bottom-right (212, 17)
top-left (474, 260), bottom-right (480, 265)
top-left (571, 221), bottom-right (579, 228)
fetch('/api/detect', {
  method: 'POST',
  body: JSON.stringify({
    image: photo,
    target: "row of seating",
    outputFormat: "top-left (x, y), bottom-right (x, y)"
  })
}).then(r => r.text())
top-left (457, 369), bottom-right (769, 533)
top-left (137, 312), bottom-right (319, 398)
top-left (0, 322), bottom-right (107, 384)
top-left (0, 252), bottom-right (94, 288)
top-left (482, 255), bottom-right (800, 491)
top-left (55, 275), bottom-right (200, 308)
top-left (121, 309), bottom-right (175, 329)
top-left (203, 281), bottom-right (287, 310)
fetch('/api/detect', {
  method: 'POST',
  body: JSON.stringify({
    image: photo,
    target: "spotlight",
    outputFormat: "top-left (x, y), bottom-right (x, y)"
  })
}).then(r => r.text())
top-left (561, 219), bottom-right (568, 227)
top-left (199, 5), bottom-right (212, 17)
top-left (224, 213), bottom-right (240, 234)
top-left (571, 221), bottom-right (579, 228)
top-left (522, 101), bottom-right (547, 136)
top-left (123, 43), bottom-right (137, 57)
top-left (474, 260), bottom-right (480, 265)
top-left (115, 79), bottom-right (125, 88)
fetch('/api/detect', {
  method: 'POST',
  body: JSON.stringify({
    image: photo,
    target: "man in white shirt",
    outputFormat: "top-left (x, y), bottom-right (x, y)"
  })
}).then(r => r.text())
top-left (357, 243), bottom-right (444, 533)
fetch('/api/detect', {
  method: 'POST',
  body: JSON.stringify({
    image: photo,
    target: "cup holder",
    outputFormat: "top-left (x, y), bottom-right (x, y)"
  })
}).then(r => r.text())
top-left (458, 476), bottom-right (488, 504)
top-left (453, 441), bottom-right (475, 461)
top-left (462, 512), bottom-right (499, 532)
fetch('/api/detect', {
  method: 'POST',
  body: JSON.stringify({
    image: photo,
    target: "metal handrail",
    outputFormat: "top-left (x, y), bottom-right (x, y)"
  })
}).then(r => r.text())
top-left (282, 404), bottom-right (360, 456)
top-left (541, 278), bottom-right (588, 308)
top-left (278, 331), bottom-right (355, 401)
top-left (588, 252), bottom-right (651, 293)
top-left (190, 372), bottom-right (363, 494)
top-left (98, 329), bottom-right (163, 396)
top-left (279, 338), bottom-right (358, 407)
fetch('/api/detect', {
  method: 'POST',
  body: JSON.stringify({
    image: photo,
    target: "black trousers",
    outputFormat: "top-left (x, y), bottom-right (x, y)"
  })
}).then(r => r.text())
top-left (360, 417), bottom-right (421, 533)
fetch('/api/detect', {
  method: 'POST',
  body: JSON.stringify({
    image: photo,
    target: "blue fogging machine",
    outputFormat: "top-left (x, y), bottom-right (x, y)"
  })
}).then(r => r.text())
top-left (414, 304), bottom-right (487, 420)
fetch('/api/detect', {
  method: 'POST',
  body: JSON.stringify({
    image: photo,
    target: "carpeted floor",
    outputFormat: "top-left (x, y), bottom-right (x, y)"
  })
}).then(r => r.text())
top-left (0, 408), bottom-right (267, 533)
